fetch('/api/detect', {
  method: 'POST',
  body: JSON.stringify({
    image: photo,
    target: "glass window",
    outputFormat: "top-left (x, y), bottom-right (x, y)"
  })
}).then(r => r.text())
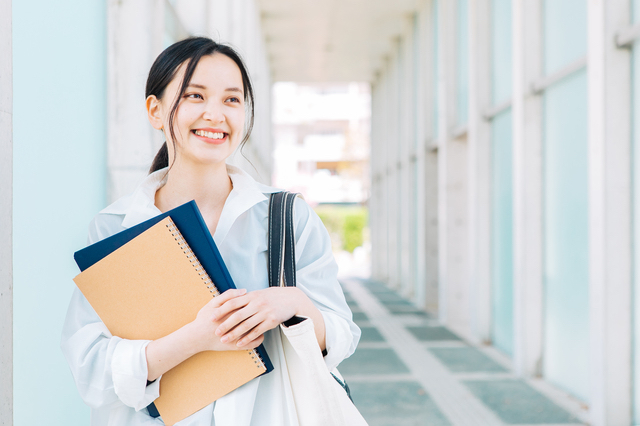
top-left (543, 0), bottom-right (587, 76)
top-left (491, 0), bottom-right (512, 104)
top-left (491, 109), bottom-right (514, 356)
top-left (543, 69), bottom-right (589, 402)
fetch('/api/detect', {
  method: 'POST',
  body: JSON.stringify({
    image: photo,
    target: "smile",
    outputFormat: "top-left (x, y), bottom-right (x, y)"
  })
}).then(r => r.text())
top-left (193, 129), bottom-right (226, 140)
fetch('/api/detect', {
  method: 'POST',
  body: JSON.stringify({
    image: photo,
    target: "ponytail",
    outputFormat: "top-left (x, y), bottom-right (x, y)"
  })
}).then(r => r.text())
top-left (149, 142), bottom-right (169, 173)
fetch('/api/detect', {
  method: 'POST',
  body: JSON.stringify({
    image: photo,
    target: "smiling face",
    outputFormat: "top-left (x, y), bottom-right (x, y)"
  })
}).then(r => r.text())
top-left (147, 53), bottom-right (246, 168)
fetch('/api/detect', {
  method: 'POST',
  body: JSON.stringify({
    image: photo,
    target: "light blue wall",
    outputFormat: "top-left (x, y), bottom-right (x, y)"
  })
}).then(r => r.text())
top-left (491, 109), bottom-right (514, 356)
top-left (542, 69), bottom-right (589, 402)
top-left (456, 0), bottom-right (468, 126)
top-left (13, 1), bottom-right (107, 424)
top-left (543, 0), bottom-right (587, 76)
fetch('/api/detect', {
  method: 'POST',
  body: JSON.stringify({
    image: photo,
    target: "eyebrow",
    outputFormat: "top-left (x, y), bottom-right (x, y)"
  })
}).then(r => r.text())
top-left (187, 83), bottom-right (243, 94)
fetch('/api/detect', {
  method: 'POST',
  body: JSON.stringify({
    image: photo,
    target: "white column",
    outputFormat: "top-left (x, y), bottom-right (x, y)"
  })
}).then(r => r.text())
top-left (423, 0), bottom-right (440, 316)
top-left (0, 0), bottom-right (12, 422)
top-left (207, 0), bottom-right (232, 42)
top-left (467, 0), bottom-right (492, 344)
top-left (512, 0), bottom-right (544, 377)
top-left (587, 0), bottom-right (632, 424)
top-left (437, 0), bottom-right (452, 323)
top-left (174, 0), bottom-right (208, 35)
top-left (387, 49), bottom-right (401, 290)
top-left (414, 1), bottom-right (430, 309)
top-left (438, 0), bottom-right (469, 336)
top-left (107, 0), bottom-right (166, 202)
top-left (400, 23), bottom-right (415, 298)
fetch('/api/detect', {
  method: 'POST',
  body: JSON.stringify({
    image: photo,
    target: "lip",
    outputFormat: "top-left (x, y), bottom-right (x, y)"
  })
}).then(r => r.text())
top-left (192, 128), bottom-right (228, 145)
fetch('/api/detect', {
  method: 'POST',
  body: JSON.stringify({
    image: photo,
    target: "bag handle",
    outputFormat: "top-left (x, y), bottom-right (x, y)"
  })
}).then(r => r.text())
top-left (268, 191), bottom-right (297, 288)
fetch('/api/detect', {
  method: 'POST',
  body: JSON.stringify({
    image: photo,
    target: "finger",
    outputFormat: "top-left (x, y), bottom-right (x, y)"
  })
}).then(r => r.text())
top-left (211, 288), bottom-right (247, 308)
top-left (211, 292), bottom-right (250, 319)
top-left (237, 334), bottom-right (264, 350)
top-left (219, 312), bottom-right (263, 343)
top-left (235, 318), bottom-right (278, 347)
top-left (216, 303), bottom-right (260, 337)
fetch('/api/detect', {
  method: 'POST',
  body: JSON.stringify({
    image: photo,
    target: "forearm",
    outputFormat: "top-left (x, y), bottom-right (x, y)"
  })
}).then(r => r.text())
top-left (293, 287), bottom-right (327, 351)
top-left (145, 322), bottom-right (203, 381)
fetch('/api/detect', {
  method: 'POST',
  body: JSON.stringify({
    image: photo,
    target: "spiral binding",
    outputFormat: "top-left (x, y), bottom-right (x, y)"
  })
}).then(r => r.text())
top-left (165, 218), bottom-right (219, 297)
top-left (165, 218), bottom-right (265, 371)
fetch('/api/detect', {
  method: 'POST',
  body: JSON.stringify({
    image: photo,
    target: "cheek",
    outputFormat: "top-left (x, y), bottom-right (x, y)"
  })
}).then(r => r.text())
top-left (230, 110), bottom-right (246, 134)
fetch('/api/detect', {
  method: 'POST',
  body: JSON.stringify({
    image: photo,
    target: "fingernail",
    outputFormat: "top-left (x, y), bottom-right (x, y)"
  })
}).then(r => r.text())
top-left (220, 336), bottom-right (229, 343)
top-left (215, 328), bottom-right (222, 336)
top-left (237, 340), bottom-right (245, 346)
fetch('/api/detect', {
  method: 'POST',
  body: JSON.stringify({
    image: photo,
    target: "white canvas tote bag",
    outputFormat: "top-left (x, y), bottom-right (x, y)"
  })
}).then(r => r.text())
top-left (269, 192), bottom-right (368, 426)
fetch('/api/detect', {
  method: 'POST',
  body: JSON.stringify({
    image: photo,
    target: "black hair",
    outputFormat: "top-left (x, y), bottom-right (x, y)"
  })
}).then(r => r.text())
top-left (146, 37), bottom-right (255, 173)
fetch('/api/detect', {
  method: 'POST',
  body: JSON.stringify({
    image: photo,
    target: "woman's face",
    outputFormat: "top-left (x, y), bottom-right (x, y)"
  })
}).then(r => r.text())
top-left (148, 53), bottom-right (246, 167)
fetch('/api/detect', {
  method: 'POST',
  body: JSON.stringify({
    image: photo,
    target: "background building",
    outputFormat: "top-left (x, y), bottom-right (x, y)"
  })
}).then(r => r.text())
top-left (1, 0), bottom-right (638, 425)
top-left (272, 82), bottom-right (370, 206)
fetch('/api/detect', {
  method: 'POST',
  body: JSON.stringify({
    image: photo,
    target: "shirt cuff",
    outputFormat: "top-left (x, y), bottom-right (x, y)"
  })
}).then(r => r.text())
top-left (320, 311), bottom-right (356, 371)
top-left (111, 338), bottom-right (161, 411)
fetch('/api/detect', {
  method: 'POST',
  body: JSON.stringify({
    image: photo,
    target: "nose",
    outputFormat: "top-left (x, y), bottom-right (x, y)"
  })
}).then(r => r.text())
top-left (202, 101), bottom-right (225, 123)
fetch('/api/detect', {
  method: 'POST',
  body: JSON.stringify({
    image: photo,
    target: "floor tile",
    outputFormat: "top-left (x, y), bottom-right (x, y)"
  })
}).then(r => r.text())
top-left (352, 311), bottom-right (369, 322)
top-left (406, 326), bottom-right (462, 341)
top-left (386, 304), bottom-right (428, 315)
top-left (359, 326), bottom-right (385, 342)
top-left (340, 348), bottom-right (410, 375)
top-left (372, 292), bottom-right (410, 303)
top-left (350, 381), bottom-right (451, 426)
top-left (428, 347), bottom-right (508, 373)
top-left (347, 299), bottom-right (360, 310)
top-left (464, 379), bottom-right (581, 424)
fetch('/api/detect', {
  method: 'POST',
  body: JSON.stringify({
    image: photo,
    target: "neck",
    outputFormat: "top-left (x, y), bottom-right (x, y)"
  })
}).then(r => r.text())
top-left (155, 160), bottom-right (232, 215)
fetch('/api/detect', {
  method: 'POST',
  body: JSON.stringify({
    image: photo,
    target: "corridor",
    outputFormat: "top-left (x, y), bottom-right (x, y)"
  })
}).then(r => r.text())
top-left (341, 278), bottom-right (587, 426)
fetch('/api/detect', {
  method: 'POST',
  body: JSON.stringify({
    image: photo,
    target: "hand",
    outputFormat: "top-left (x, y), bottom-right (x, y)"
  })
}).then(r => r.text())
top-left (191, 288), bottom-right (265, 352)
top-left (212, 287), bottom-right (304, 347)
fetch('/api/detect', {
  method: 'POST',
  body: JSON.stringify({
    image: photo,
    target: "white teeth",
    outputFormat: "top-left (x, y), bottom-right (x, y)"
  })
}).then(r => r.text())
top-left (195, 130), bottom-right (225, 139)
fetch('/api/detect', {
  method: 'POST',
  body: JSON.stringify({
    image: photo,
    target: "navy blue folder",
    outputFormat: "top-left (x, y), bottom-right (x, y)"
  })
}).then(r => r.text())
top-left (74, 201), bottom-right (274, 416)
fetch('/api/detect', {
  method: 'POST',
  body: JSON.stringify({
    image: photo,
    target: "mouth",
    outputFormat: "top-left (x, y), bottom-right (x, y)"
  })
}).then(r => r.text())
top-left (192, 129), bottom-right (228, 141)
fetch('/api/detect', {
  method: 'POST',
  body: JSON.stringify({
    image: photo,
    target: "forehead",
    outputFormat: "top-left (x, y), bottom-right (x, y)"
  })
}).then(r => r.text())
top-left (188, 53), bottom-right (244, 90)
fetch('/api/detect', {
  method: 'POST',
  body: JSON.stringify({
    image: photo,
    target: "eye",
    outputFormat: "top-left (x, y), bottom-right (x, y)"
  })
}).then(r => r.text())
top-left (185, 93), bottom-right (204, 100)
top-left (227, 96), bottom-right (241, 103)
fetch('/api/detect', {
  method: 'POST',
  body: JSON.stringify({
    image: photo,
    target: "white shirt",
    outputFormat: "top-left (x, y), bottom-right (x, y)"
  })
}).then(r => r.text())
top-left (61, 165), bottom-right (361, 426)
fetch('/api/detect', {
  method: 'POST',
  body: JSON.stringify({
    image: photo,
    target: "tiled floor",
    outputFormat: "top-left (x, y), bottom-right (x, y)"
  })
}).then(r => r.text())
top-left (339, 278), bottom-right (588, 426)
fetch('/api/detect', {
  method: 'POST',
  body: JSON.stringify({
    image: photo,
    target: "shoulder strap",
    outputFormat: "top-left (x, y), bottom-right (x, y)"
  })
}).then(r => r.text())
top-left (268, 192), bottom-right (297, 287)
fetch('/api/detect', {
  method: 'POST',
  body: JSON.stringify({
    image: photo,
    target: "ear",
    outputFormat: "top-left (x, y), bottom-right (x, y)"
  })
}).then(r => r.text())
top-left (146, 95), bottom-right (164, 130)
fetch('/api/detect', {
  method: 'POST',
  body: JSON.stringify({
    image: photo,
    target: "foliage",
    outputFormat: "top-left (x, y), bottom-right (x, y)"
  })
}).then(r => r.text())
top-left (314, 205), bottom-right (368, 253)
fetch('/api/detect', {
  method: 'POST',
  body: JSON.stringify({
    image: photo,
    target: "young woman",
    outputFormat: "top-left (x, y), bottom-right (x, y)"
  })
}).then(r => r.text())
top-left (61, 37), bottom-right (360, 425)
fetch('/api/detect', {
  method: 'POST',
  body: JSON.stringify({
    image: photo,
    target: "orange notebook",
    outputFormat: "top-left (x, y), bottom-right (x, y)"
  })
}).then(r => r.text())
top-left (73, 217), bottom-right (268, 425)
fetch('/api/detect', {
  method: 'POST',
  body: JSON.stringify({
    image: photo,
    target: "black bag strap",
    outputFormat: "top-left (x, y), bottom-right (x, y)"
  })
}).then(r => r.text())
top-left (268, 191), bottom-right (297, 288)
top-left (267, 191), bottom-right (349, 390)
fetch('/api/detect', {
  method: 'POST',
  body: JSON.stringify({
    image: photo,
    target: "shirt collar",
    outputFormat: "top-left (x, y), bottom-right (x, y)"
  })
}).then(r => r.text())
top-left (100, 165), bottom-right (280, 243)
top-left (214, 165), bottom-right (279, 244)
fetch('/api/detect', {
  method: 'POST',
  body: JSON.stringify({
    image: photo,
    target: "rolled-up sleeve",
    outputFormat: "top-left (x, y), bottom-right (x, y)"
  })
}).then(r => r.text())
top-left (61, 288), bottom-right (161, 411)
top-left (60, 216), bottom-right (161, 411)
top-left (292, 199), bottom-right (361, 371)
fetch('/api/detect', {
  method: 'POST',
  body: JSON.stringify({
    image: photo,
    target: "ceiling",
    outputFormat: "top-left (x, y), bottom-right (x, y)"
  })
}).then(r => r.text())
top-left (257, 0), bottom-right (420, 83)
